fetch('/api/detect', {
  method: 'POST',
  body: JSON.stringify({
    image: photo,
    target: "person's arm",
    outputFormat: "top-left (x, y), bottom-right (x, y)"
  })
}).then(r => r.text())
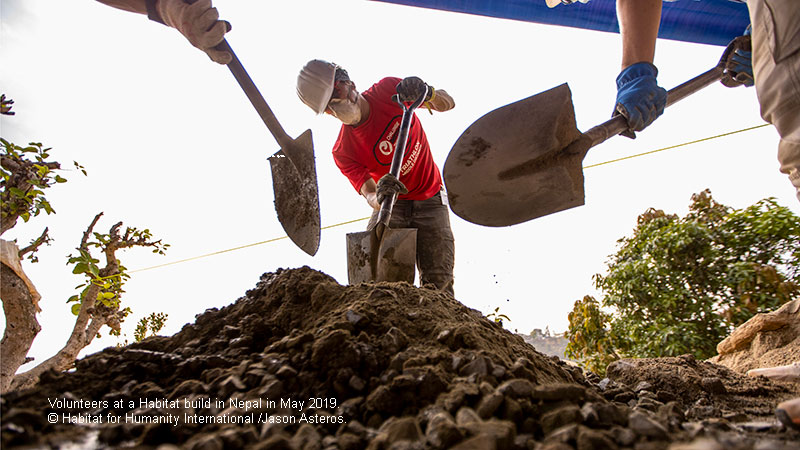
top-left (360, 179), bottom-right (380, 210)
top-left (96, 0), bottom-right (147, 14)
top-left (427, 89), bottom-right (455, 112)
top-left (96, 0), bottom-right (231, 64)
top-left (613, 0), bottom-right (666, 135)
top-left (617, 0), bottom-right (661, 69)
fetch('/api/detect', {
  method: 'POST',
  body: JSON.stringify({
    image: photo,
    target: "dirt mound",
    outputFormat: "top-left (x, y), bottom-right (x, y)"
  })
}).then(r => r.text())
top-left (606, 355), bottom-right (793, 419)
top-left (709, 299), bottom-right (800, 374)
top-left (2, 267), bottom-right (799, 449)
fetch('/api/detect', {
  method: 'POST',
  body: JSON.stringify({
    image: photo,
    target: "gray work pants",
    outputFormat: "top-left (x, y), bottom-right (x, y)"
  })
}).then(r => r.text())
top-left (748, 0), bottom-right (800, 202)
top-left (368, 190), bottom-right (455, 297)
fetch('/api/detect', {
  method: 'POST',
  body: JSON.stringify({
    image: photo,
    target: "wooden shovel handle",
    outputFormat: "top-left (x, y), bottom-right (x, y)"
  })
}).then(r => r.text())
top-left (183, 0), bottom-right (296, 161)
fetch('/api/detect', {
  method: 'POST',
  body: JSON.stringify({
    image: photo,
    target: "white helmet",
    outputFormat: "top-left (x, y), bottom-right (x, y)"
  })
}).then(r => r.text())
top-left (297, 59), bottom-right (338, 114)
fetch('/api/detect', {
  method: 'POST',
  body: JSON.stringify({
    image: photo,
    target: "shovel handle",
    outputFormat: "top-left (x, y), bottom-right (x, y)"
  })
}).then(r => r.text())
top-left (217, 40), bottom-right (296, 151)
top-left (182, 0), bottom-right (298, 164)
top-left (584, 35), bottom-right (746, 148)
top-left (375, 88), bottom-right (429, 228)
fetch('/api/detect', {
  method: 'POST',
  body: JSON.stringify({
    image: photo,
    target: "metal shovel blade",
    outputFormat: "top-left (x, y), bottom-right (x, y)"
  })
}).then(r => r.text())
top-left (269, 129), bottom-right (321, 255)
top-left (443, 84), bottom-right (584, 227)
top-left (347, 227), bottom-right (417, 285)
top-left (444, 36), bottom-right (740, 227)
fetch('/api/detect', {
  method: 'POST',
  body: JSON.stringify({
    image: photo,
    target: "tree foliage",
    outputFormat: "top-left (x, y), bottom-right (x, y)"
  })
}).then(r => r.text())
top-left (1, 95), bottom-right (169, 392)
top-left (566, 190), bottom-right (800, 375)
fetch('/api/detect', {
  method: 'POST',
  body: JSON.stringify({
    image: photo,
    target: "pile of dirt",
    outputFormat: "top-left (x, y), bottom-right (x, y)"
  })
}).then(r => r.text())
top-left (709, 299), bottom-right (800, 375)
top-left (1, 267), bottom-right (798, 449)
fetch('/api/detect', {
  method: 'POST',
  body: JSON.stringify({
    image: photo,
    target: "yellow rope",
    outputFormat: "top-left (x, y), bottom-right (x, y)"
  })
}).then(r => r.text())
top-left (584, 123), bottom-right (770, 169)
top-left (130, 123), bottom-right (769, 273)
top-left (128, 216), bottom-right (370, 273)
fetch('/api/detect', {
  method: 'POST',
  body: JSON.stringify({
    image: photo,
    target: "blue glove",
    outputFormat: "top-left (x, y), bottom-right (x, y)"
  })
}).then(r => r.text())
top-left (614, 62), bottom-right (668, 138)
top-left (722, 25), bottom-right (754, 87)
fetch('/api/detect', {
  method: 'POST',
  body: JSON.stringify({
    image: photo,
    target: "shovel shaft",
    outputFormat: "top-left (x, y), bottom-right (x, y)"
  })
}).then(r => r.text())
top-left (375, 88), bottom-right (429, 228)
top-left (181, 3), bottom-right (291, 150)
top-left (217, 40), bottom-right (292, 149)
top-left (584, 65), bottom-right (724, 148)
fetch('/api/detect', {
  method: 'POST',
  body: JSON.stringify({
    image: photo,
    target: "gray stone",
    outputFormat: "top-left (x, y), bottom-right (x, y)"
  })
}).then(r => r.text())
top-left (541, 405), bottom-right (583, 435)
top-left (628, 410), bottom-right (669, 440)
top-left (532, 383), bottom-right (586, 402)
top-left (699, 377), bottom-right (726, 395)
top-left (424, 411), bottom-right (463, 449)
top-left (576, 426), bottom-right (618, 450)
top-left (497, 379), bottom-right (534, 398)
top-left (667, 438), bottom-right (724, 450)
top-left (460, 419), bottom-right (516, 450)
top-left (291, 423), bottom-right (322, 450)
top-left (449, 434), bottom-right (497, 450)
top-left (455, 407), bottom-right (482, 426)
top-left (476, 392), bottom-right (504, 419)
top-left (460, 356), bottom-right (490, 377)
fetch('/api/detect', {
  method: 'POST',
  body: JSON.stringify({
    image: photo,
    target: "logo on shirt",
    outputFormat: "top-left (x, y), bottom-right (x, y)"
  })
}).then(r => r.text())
top-left (378, 140), bottom-right (393, 156)
top-left (373, 115), bottom-right (402, 165)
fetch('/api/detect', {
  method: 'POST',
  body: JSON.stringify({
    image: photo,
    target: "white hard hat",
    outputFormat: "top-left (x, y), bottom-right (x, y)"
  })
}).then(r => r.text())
top-left (297, 59), bottom-right (338, 114)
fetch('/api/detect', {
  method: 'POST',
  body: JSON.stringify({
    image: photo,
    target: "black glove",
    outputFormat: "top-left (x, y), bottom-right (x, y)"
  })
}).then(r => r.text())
top-left (376, 174), bottom-right (408, 204)
top-left (396, 76), bottom-right (433, 103)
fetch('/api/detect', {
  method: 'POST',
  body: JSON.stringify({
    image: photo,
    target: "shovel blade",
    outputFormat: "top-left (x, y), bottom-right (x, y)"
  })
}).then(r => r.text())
top-left (269, 129), bottom-right (321, 255)
top-left (347, 228), bottom-right (416, 285)
top-left (443, 83), bottom-right (586, 226)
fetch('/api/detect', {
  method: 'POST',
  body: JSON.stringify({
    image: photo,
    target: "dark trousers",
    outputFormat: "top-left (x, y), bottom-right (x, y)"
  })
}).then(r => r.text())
top-left (368, 191), bottom-right (455, 297)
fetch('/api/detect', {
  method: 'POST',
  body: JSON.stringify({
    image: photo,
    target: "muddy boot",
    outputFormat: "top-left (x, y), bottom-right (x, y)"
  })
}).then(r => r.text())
top-left (776, 397), bottom-right (800, 431)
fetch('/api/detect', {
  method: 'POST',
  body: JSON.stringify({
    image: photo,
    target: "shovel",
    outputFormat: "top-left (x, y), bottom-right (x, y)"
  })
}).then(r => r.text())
top-left (443, 36), bottom-right (748, 227)
top-left (346, 88), bottom-right (428, 285)
top-left (211, 33), bottom-right (321, 255)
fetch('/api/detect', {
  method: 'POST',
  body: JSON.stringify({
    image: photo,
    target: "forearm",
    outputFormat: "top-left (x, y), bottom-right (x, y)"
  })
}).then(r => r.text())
top-left (96, 0), bottom-right (148, 15)
top-left (429, 89), bottom-right (455, 112)
top-left (360, 179), bottom-right (380, 210)
top-left (617, 0), bottom-right (662, 69)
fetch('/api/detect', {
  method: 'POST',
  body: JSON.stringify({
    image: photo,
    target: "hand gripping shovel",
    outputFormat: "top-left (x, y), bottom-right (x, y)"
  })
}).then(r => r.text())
top-left (194, 8), bottom-right (320, 255)
top-left (346, 88), bottom-right (428, 285)
top-left (443, 36), bottom-right (748, 227)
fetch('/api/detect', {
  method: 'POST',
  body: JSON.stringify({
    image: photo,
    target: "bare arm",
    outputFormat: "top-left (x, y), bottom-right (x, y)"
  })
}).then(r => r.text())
top-left (428, 89), bottom-right (455, 112)
top-left (617, 0), bottom-right (662, 69)
top-left (95, 0), bottom-right (147, 15)
top-left (360, 179), bottom-right (380, 210)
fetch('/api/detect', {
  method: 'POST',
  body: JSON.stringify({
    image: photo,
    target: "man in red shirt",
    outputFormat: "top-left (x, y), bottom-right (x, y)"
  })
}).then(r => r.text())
top-left (297, 60), bottom-right (456, 296)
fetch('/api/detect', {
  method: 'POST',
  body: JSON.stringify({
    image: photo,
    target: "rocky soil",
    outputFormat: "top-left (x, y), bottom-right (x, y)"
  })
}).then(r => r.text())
top-left (2, 267), bottom-right (799, 449)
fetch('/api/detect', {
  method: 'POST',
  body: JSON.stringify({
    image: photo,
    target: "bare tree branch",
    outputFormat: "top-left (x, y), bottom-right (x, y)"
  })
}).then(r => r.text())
top-left (18, 227), bottom-right (50, 258)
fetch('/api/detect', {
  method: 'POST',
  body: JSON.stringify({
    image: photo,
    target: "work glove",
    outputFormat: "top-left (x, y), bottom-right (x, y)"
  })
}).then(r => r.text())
top-left (396, 76), bottom-right (433, 103)
top-left (376, 173), bottom-right (408, 205)
top-left (156, 0), bottom-right (232, 64)
top-left (613, 62), bottom-right (667, 139)
top-left (722, 26), bottom-right (754, 88)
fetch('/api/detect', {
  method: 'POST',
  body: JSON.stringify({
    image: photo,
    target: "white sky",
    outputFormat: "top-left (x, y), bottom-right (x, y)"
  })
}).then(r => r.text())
top-left (2, 0), bottom-right (798, 369)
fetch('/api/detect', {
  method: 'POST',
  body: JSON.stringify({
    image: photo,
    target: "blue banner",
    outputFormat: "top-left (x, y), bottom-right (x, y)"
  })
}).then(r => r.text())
top-left (373, 0), bottom-right (750, 46)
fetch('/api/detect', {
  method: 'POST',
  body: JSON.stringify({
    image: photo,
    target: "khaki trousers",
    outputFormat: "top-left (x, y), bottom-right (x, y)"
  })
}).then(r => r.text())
top-left (748, 0), bottom-right (800, 202)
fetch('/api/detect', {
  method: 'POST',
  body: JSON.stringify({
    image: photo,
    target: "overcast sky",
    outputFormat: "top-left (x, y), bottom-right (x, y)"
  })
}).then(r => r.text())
top-left (2, 0), bottom-right (797, 368)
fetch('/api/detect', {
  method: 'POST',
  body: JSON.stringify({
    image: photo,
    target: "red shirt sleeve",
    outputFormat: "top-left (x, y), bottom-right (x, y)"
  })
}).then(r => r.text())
top-left (332, 127), bottom-right (372, 194)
